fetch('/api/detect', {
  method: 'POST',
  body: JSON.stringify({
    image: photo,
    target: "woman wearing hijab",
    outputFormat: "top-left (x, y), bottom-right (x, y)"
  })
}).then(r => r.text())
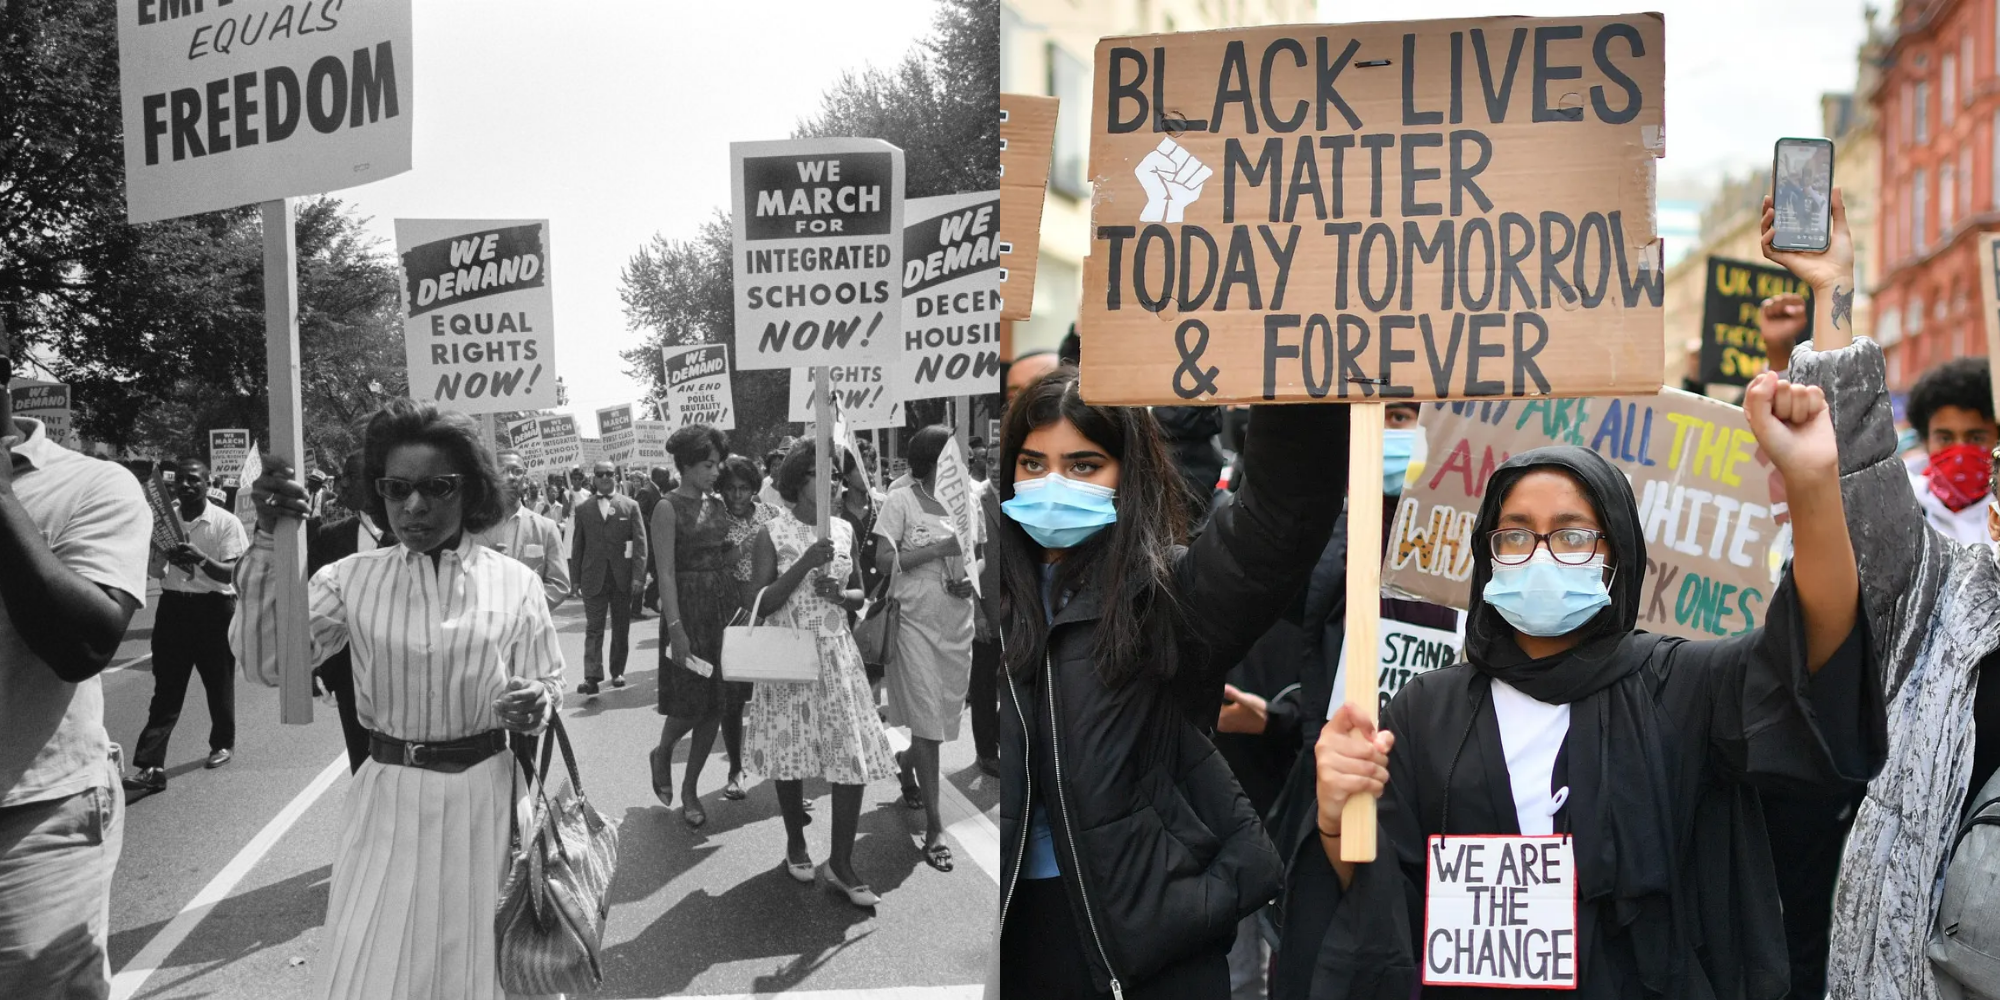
top-left (993, 368), bottom-right (1349, 1000)
top-left (1299, 369), bottom-right (1883, 999)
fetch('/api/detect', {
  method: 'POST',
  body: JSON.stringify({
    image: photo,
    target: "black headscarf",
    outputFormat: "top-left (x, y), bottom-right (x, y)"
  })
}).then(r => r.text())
top-left (1463, 446), bottom-right (1686, 996)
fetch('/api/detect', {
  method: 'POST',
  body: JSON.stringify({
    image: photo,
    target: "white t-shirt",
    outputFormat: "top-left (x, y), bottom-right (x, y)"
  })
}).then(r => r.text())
top-left (160, 501), bottom-right (249, 596)
top-left (1908, 469), bottom-right (1994, 548)
top-left (0, 419), bottom-right (151, 806)
top-left (1489, 679), bottom-right (1572, 836)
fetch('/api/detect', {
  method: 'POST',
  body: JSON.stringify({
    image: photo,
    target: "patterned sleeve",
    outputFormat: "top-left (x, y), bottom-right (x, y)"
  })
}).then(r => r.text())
top-left (229, 533), bottom-right (350, 686)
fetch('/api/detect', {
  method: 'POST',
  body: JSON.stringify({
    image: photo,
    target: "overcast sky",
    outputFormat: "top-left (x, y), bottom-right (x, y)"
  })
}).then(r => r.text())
top-left (338, 0), bottom-right (937, 432)
top-left (1317, 0), bottom-right (1878, 198)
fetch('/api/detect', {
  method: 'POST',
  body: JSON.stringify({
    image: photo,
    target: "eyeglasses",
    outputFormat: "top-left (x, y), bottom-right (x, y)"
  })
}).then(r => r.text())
top-left (376, 475), bottom-right (464, 502)
top-left (594, 471), bottom-right (616, 478)
top-left (1487, 527), bottom-right (1606, 566)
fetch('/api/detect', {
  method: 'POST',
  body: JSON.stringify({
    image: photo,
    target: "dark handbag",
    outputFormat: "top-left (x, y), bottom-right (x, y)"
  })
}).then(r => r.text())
top-left (497, 716), bottom-right (619, 995)
top-left (851, 537), bottom-right (900, 675)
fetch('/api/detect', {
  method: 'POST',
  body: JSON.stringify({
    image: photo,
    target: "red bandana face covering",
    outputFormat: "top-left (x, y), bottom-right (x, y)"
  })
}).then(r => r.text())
top-left (1925, 443), bottom-right (1994, 512)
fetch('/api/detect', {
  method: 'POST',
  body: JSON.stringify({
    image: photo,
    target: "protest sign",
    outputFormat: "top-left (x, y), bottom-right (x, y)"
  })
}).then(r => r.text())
top-left (115, 0), bottom-right (412, 225)
top-left (1423, 835), bottom-right (1578, 988)
top-left (536, 414), bottom-right (580, 475)
top-left (661, 344), bottom-right (737, 430)
top-left (897, 192), bottom-right (1003, 402)
top-left (142, 468), bottom-right (188, 557)
top-left (580, 437), bottom-right (607, 467)
top-left (1975, 234), bottom-right (2000, 416)
top-left (209, 429), bottom-right (251, 488)
top-left (933, 436), bottom-right (985, 596)
top-left (1079, 15), bottom-right (1666, 405)
top-left (731, 138), bottom-right (904, 371)
top-left (633, 419), bottom-right (670, 466)
top-left (235, 440), bottom-right (262, 524)
top-left (790, 365), bottom-right (903, 431)
top-left (397, 219), bottom-right (558, 414)
top-left (1327, 618), bottom-right (1462, 718)
top-left (1699, 256), bottom-right (1811, 387)
top-left (597, 405), bottom-right (636, 465)
top-left (8, 380), bottom-right (77, 449)
top-left (506, 414), bottom-right (543, 469)
top-left (1382, 389), bottom-right (1778, 641)
top-left (999, 94), bottom-right (1058, 322)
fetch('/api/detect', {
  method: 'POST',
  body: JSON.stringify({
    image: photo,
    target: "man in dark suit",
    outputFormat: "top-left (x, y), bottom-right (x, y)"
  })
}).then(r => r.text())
top-left (570, 460), bottom-right (647, 695)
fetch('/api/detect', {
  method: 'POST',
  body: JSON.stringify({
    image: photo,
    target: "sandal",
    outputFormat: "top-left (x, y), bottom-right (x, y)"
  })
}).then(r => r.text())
top-left (649, 746), bottom-right (673, 808)
top-left (723, 772), bottom-right (747, 801)
top-left (921, 839), bottom-right (954, 873)
top-left (682, 791), bottom-right (707, 829)
top-left (893, 751), bottom-right (922, 810)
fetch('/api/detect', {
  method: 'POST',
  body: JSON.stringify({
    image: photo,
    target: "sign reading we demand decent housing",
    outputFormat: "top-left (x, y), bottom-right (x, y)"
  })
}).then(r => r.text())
top-left (397, 220), bottom-right (559, 414)
top-left (731, 138), bottom-right (904, 371)
top-left (1082, 15), bottom-right (1665, 405)
top-left (117, 0), bottom-right (413, 224)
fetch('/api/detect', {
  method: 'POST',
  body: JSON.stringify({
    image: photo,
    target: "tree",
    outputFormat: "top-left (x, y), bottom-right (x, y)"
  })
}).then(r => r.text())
top-left (618, 0), bottom-right (999, 456)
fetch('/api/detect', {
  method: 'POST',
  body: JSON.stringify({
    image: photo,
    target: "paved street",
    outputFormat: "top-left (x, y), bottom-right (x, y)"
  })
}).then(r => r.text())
top-left (99, 583), bottom-right (998, 1000)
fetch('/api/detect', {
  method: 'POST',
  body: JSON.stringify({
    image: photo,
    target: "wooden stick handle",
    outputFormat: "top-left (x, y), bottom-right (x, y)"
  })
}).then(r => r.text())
top-left (262, 199), bottom-right (313, 726)
top-left (1340, 401), bottom-right (1385, 862)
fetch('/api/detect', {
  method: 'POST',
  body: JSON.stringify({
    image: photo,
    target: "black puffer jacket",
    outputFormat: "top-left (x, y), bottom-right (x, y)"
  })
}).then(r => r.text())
top-left (997, 404), bottom-right (1349, 995)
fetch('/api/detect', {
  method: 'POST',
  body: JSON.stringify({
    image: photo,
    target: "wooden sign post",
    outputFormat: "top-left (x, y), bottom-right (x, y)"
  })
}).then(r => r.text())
top-left (262, 200), bottom-right (314, 724)
top-left (814, 366), bottom-right (834, 541)
top-left (1081, 16), bottom-right (1668, 860)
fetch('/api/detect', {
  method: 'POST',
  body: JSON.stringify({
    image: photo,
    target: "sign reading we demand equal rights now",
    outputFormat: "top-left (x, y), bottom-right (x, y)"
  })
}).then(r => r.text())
top-left (1081, 15), bottom-right (1665, 404)
top-left (397, 220), bottom-right (559, 415)
top-left (117, 0), bottom-right (413, 224)
top-left (732, 139), bottom-right (904, 371)
top-left (1383, 389), bottom-right (1782, 643)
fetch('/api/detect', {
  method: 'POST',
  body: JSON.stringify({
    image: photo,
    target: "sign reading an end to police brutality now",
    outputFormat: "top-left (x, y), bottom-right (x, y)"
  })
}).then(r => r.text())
top-left (116, 0), bottom-right (413, 224)
top-left (731, 138), bottom-right (904, 371)
top-left (898, 192), bottom-right (1004, 402)
top-left (397, 220), bottom-right (558, 415)
top-left (661, 344), bottom-right (736, 431)
top-left (1082, 16), bottom-right (1667, 405)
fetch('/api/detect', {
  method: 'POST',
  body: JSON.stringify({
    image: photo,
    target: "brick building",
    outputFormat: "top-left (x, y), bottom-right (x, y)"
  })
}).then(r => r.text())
top-left (1872, 0), bottom-right (2000, 390)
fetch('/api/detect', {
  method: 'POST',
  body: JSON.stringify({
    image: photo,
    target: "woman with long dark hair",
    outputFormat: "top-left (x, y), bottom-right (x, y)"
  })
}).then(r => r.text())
top-left (649, 424), bottom-right (738, 828)
top-left (992, 367), bottom-right (1348, 1000)
top-left (234, 399), bottom-right (564, 999)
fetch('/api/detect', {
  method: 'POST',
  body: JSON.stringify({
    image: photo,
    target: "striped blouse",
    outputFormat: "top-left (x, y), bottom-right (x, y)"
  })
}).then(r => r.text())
top-left (231, 531), bottom-right (565, 742)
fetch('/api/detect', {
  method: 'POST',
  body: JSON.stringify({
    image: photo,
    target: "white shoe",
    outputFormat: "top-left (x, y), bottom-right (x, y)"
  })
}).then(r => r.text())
top-left (818, 863), bottom-right (879, 908)
top-left (785, 855), bottom-right (815, 884)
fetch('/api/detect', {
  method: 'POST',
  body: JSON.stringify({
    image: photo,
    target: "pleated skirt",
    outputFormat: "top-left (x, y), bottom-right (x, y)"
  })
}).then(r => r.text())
top-left (315, 752), bottom-right (557, 1000)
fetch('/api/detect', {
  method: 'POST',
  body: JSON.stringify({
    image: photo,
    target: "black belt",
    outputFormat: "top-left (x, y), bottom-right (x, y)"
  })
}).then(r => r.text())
top-left (367, 730), bottom-right (510, 773)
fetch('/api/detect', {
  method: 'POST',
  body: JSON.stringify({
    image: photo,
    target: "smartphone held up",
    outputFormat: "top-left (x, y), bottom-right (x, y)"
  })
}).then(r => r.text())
top-left (1771, 137), bottom-right (1835, 252)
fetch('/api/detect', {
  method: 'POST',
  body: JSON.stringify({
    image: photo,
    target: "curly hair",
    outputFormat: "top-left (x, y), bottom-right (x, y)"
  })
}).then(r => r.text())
top-left (717, 454), bottom-right (763, 494)
top-left (1907, 357), bottom-right (1994, 438)
top-left (666, 424), bottom-right (729, 472)
top-left (360, 398), bottom-right (507, 536)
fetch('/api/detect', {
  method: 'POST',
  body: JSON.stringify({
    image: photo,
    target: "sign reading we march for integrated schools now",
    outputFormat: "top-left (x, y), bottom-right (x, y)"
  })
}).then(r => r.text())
top-left (116, 0), bottom-right (413, 224)
top-left (209, 429), bottom-right (250, 488)
top-left (1082, 15), bottom-right (1666, 405)
top-left (1383, 389), bottom-right (1781, 642)
top-left (732, 138), bottom-right (904, 371)
top-left (897, 193), bottom-right (1003, 402)
top-left (662, 344), bottom-right (736, 431)
top-left (398, 220), bottom-right (558, 415)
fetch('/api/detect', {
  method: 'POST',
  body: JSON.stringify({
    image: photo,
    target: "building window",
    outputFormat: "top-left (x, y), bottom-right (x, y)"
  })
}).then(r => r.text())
top-left (999, 4), bottom-right (1024, 93)
top-left (1944, 56), bottom-right (1958, 123)
top-left (1908, 293), bottom-right (1925, 336)
top-left (1917, 79), bottom-right (1931, 143)
top-left (1854, 238), bottom-right (1870, 293)
top-left (1965, 35), bottom-right (1976, 100)
top-left (1943, 162), bottom-right (1956, 230)
top-left (1963, 147), bottom-right (1974, 216)
top-left (1904, 81), bottom-right (1915, 147)
top-left (1878, 298), bottom-right (1901, 345)
top-left (1048, 43), bottom-right (1090, 200)
top-left (1914, 169), bottom-right (1928, 252)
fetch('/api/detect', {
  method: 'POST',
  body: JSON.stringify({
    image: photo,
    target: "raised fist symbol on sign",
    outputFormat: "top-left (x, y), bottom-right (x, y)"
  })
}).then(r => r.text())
top-left (1136, 137), bottom-right (1212, 224)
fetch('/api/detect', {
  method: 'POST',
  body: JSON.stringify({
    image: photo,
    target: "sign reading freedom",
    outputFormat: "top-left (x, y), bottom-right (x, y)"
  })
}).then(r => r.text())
top-left (1382, 388), bottom-right (1781, 642)
top-left (1081, 15), bottom-right (1666, 405)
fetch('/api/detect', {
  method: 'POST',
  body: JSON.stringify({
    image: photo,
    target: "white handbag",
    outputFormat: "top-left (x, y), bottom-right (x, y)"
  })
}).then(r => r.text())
top-left (721, 585), bottom-right (820, 683)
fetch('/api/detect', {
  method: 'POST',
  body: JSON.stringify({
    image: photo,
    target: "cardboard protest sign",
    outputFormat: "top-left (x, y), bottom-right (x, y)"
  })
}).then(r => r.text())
top-left (661, 344), bottom-right (736, 430)
top-left (597, 405), bottom-right (636, 464)
top-left (1423, 835), bottom-right (1578, 988)
top-left (536, 414), bottom-right (580, 475)
top-left (1699, 257), bottom-right (1811, 387)
top-left (1382, 389), bottom-right (1779, 641)
top-left (790, 365), bottom-right (903, 431)
top-left (1975, 234), bottom-right (2000, 416)
top-left (8, 380), bottom-right (77, 449)
top-left (1327, 618), bottom-right (1463, 718)
top-left (933, 437), bottom-right (986, 596)
top-left (897, 193), bottom-right (1003, 402)
top-left (579, 437), bottom-right (607, 468)
top-left (115, 0), bottom-right (413, 224)
top-left (396, 220), bottom-right (557, 415)
top-left (731, 138), bottom-right (904, 371)
top-left (999, 94), bottom-right (1058, 322)
top-left (209, 429), bottom-right (251, 488)
top-left (633, 419), bottom-right (670, 466)
top-left (1080, 16), bottom-right (1666, 405)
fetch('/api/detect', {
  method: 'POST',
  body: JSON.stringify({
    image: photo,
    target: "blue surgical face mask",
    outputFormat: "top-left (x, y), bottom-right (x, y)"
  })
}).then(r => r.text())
top-left (1002, 473), bottom-right (1118, 549)
top-left (1383, 428), bottom-right (1419, 495)
top-left (1482, 550), bottom-right (1614, 638)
